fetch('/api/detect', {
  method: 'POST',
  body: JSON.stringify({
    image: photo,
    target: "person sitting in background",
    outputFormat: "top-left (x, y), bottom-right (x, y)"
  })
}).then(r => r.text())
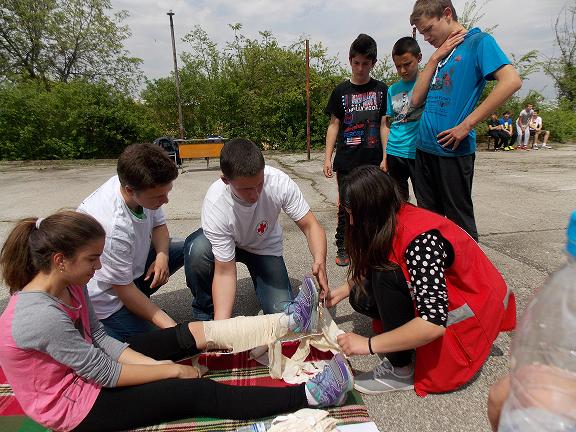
top-left (529, 109), bottom-right (551, 149)
top-left (516, 103), bottom-right (534, 150)
top-left (487, 113), bottom-right (509, 150)
top-left (499, 111), bottom-right (517, 150)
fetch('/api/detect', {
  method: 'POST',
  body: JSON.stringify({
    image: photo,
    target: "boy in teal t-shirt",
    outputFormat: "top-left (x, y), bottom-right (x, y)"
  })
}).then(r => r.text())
top-left (382, 37), bottom-right (424, 200)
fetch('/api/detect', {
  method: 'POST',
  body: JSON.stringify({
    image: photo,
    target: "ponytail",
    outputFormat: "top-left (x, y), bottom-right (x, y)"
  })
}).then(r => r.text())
top-left (0, 211), bottom-right (105, 294)
top-left (0, 218), bottom-right (37, 293)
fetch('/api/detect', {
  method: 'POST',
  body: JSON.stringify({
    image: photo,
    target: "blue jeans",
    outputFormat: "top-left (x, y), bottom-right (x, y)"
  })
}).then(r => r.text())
top-left (101, 237), bottom-right (192, 342)
top-left (185, 228), bottom-right (293, 321)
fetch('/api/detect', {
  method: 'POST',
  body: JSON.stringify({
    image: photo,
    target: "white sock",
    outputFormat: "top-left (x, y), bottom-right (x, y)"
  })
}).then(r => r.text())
top-left (279, 313), bottom-right (291, 331)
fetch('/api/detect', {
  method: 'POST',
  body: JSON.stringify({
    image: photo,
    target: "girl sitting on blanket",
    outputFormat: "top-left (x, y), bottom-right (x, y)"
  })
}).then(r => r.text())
top-left (0, 211), bottom-right (352, 432)
top-left (327, 166), bottom-right (516, 397)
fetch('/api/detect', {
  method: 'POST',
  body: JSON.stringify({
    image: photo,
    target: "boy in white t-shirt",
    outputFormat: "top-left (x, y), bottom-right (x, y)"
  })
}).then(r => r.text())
top-left (529, 109), bottom-right (551, 149)
top-left (78, 143), bottom-right (193, 341)
top-left (186, 138), bottom-right (328, 321)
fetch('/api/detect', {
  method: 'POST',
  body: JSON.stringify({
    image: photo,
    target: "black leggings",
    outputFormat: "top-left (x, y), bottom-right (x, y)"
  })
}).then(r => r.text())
top-left (349, 268), bottom-right (415, 368)
top-left (74, 324), bottom-right (307, 432)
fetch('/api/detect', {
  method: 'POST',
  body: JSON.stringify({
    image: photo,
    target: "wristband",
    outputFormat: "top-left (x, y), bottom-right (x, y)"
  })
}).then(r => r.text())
top-left (368, 336), bottom-right (375, 355)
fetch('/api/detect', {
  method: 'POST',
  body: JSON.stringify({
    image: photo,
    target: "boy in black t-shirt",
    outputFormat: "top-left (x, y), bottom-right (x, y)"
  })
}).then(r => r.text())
top-left (323, 34), bottom-right (388, 266)
top-left (487, 112), bottom-right (509, 150)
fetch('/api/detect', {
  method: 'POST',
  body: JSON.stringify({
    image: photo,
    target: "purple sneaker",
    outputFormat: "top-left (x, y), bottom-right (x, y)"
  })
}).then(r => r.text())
top-left (285, 275), bottom-right (319, 333)
top-left (306, 353), bottom-right (354, 407)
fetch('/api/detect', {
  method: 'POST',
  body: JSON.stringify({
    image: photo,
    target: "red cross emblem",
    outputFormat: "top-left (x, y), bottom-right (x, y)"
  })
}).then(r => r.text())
top-left (256, 220), bottom-right (268, 235)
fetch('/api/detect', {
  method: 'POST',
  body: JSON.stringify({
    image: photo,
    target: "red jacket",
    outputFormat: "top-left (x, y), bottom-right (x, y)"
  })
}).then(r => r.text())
top-left (389, 204), bottom-right (516, 396)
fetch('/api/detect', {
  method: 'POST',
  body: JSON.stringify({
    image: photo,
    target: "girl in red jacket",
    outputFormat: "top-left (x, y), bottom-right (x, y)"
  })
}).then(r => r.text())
top-left (327, 165), bottom-right (515, 396)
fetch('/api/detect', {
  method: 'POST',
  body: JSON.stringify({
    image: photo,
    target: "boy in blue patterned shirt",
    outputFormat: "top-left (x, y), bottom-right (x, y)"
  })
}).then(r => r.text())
top-left (410, 0), bottom-right (522, 241)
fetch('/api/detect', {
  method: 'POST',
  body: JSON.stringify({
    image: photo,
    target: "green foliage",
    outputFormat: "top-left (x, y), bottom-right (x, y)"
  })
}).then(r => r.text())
top-left (372, 55), bottom-right (398, 85)
top-left (460, 0), bottom-right (498, 33)
top-left (142, 25), bottom-right (374, 151)
top-left (0, 0), bottom-right (142, 94)
top-left (0, 81), bottom-right (160, 160)
top-left (542, 1), bottom-right (576, 110)
top-left (537, 102), bottom-right (576, 143)
top-left (477, 91), bottom-right (576, 143)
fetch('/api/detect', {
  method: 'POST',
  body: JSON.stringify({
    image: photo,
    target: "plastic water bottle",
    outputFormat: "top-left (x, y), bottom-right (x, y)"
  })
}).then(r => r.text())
top-left (498, 211), bottom-right (576, 431)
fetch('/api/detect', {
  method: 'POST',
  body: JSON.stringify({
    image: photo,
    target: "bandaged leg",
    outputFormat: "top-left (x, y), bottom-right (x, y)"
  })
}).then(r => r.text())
top-left (203, 313), bottom-right (290, 352)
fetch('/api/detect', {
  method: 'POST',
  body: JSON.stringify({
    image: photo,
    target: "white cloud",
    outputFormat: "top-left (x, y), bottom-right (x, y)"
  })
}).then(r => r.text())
top-left (113, 0), bottom-right (570, 99)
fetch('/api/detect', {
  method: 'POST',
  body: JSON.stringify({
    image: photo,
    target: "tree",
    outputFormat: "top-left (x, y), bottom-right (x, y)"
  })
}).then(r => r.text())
top-left (459, 0), bottom-right (497, 33)
top-left (0, 80), bottom-right (160, 160)
top-left (142, 25), bottom-right (345, 150)
top-left (371, 55), bottom-right (397, 85)
top-left (543, 1), bottom-right (576, 110)
top-left (0, 0), bottom-right (142, 93)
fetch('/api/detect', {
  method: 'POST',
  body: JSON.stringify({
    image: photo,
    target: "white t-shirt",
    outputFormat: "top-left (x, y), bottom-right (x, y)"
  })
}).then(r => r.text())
top-left (529, 116), bottom-right (543, 130)
top-left (517, 108), bottom-right (534, 127)
top-left (77, 176), bottom-right (166, 319)
top-left (201, 166), bottom-right (310, 262)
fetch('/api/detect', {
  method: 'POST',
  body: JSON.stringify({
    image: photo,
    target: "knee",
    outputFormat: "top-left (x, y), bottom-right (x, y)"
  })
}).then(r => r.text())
top-left (185, 229), bottom-right (213, 264)
top-left (348, 288), bottom-right (371, 315)
top-left (487, 375), bottom-right (510, 431)
top-left (348, 293), bottom-right (363, 314)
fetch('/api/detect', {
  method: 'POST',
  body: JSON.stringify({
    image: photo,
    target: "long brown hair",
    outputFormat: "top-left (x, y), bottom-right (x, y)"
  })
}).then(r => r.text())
top-left (0, 211), bottom-right (105, 294)
top-left (343, 166), bottom-right (404, 291)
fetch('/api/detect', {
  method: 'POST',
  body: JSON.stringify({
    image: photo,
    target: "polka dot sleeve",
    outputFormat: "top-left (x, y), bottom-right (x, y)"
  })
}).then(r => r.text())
top-left (404, 230), bottom-right (451, 327)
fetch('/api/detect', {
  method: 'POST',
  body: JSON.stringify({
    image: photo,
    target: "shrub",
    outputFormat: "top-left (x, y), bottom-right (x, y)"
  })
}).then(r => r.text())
top-left (0, 81), bottom-right (161, 160)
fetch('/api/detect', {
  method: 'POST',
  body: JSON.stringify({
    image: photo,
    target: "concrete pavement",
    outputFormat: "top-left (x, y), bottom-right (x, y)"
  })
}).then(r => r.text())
top-left (1, 143), bottom-right (575, 431)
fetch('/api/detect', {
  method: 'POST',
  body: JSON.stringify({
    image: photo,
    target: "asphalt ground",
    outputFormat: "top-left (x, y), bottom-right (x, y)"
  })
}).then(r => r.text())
top-left (1, 143), bottom-right (575, 431)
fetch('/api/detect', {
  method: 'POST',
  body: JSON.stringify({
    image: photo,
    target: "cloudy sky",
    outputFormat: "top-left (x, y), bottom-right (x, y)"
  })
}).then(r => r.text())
top-left (113, 0), bottom-right (569, 100)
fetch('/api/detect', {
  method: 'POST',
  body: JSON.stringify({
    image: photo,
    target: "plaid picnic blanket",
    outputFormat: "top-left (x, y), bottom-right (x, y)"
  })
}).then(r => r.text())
top-left (0, 344), bottom-right (370, 431)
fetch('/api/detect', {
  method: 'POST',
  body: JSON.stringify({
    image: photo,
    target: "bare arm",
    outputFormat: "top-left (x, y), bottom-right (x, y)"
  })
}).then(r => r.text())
top-left (325, 279), bottom-right (353, 307)
top-left (118, 346), bottom-right (163, 365)
top-left (116, 361), bottom-right (198, 386)
top-left (411, 30), bottom-right (467, 108)
top-left (294, 211), bottom-right (328, 298)
top-left (212, 258), bottom-right (238, 320)
top-left (112, 282), bottom-right (176, 328)
top-left (533, 120), bottom-right (542, 131)
top-left (411, 58), bottom-right (439, 109)
top-left (323, 115), bottom-right (340, 178)
top-left (437, 64), bottom-right (522, 149)
top-left (337, 317), bottom-right (445, 356)
top-left (380, 116), bottom-right (390, 171)
top-left (145, 224), bottom-right (170, 289)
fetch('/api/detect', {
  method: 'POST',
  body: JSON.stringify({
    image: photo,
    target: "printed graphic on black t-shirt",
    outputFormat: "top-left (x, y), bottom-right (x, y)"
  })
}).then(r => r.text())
top-left (326, 78), bottom-right (387, 172)
top-left (341, 91), bottom-right (382, 148)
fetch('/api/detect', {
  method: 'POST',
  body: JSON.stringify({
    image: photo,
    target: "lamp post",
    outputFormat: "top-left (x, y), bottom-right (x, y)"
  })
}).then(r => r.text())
top-left (167, 10), bottom-right (185, 140)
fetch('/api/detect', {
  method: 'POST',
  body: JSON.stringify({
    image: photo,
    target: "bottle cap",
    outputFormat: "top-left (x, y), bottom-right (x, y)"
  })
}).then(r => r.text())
top-left (567, 210), bottom-right (576, 257)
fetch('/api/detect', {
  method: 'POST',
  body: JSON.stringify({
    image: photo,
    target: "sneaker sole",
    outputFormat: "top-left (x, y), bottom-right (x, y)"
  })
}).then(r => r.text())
top-left (353, 381), bottom-right (414, 394)
top-left (333, 355), bottom-right (355, 405)
top-left (302, 276), bottom-right (320, 332)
